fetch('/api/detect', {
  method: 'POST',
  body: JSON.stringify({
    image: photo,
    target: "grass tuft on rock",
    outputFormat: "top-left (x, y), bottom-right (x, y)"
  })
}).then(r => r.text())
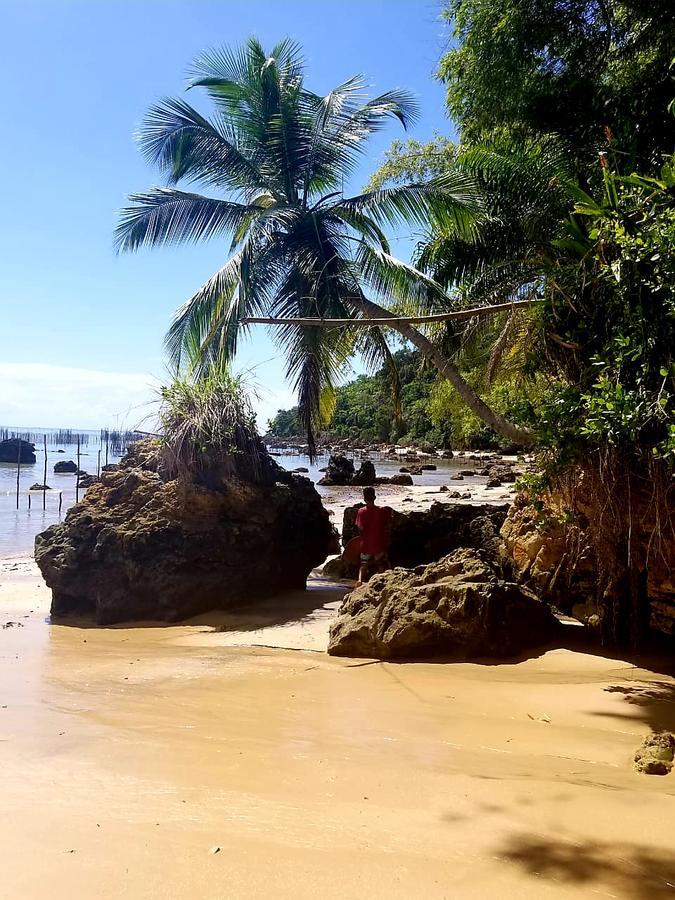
top-left (158, 368), bottom-right (267, 484)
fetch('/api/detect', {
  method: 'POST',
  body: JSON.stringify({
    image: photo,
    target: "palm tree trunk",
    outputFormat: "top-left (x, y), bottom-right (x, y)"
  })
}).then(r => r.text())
top-left (353, 294), bottom-right (536, 446)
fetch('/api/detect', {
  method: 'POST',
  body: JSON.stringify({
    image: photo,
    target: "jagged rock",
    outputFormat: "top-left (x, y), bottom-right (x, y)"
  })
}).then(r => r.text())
top-left (35, 441), bottom-right (337, 625)
top-left (634, 733), bottom-right (675, 775)
top-left (439, 485), bottom-right (449, 492)
top-left (351, 460), bottom-right (376, 486)
top-left (54, 460), bottom-right (78, 474)
top-left (488, 465), bottom-right (518, 483)
top-left (29, 483), bottom-right (51, 491)
top-left (101, 463), bottom-right (119, 472)
top-left (317, 454), bottom-right (355, 486)
top-left (0, 438), bottom-right (36, 464)
top-left (328, 548), bottom-right (559, 659)
top-left (486, 478), bottom-right (502, 488)
top-left (77, 474), bottom-right (99, 488)
top-left (342, 501), bottom-right (509, 569)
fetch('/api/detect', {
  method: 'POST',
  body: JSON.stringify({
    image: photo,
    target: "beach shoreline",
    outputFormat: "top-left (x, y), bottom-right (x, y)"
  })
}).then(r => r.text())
top-left (3, 486), bottom-right (675, 899)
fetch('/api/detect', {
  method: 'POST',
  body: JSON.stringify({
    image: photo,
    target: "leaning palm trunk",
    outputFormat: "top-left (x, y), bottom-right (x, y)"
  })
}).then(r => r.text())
top-left (353, 295), bottom-right (535, 445)
top-left (117, 37), bottom-right (535, 452)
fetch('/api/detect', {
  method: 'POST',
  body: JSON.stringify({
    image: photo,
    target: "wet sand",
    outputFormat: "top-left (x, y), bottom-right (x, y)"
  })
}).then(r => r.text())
top-left (3, 557), bottom-right (675, 899)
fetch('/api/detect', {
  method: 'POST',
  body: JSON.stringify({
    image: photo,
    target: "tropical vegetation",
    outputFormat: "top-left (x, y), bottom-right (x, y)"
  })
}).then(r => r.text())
top-left (115, 37), bottom-right (535, 454)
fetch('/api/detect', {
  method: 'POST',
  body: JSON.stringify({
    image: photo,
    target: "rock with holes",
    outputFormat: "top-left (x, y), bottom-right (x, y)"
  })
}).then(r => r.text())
top-left (328, 547), bottom-right (559, 659)
top-left (35, 441), bottom-right (337, 625)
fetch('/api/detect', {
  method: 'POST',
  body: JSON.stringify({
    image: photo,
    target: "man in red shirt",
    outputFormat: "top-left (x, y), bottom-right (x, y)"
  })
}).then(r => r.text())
top-left (355, 487), bottom-right (392, 585)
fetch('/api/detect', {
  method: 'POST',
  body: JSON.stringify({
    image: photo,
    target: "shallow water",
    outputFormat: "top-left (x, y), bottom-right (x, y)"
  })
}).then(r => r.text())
top-left (0, 439), bottom-right (485, 557)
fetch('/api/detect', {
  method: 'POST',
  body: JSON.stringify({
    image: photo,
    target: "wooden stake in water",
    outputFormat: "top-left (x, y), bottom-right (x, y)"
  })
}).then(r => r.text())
top-left (97, 448), bottom-right (101, 478)
top-left (75, 434), bottom-right (81, 504)
top-left (16, 442), bottom-right (21, 509)
top-left (43, 434), bottom-right (48, 510)
top-left (105, 432), bottom-right (109, 467)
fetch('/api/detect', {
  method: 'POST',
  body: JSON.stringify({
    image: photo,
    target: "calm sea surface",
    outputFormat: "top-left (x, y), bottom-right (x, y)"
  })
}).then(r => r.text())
top-left (0, 433), bottom-right (474, 558)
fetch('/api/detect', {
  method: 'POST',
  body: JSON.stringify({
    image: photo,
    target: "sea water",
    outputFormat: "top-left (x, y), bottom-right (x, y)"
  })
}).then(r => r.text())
top-left (0, 435), bottom-right (476, 558)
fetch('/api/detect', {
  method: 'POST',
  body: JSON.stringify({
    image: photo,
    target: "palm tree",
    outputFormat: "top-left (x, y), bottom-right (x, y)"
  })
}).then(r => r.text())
top-left (116, 37), bottom-right (533, 452)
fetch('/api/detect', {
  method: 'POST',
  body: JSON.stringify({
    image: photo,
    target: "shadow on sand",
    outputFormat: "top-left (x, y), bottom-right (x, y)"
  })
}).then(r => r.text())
top-left (497, 833), bottom-right (675, 899)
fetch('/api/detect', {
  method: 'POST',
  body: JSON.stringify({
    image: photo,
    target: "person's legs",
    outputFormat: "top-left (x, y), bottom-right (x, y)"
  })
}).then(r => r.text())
top-left (358, 553), bottom-right (372, 586)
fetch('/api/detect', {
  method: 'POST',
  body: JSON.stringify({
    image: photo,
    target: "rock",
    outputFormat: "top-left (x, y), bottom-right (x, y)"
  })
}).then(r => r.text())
top-left (488, 465), bottom-right (518, 483)
top-left (399, 467), bottom-right (410, 473)
top-left (0, 438), bottom-right (36, 464)
top-left (459, 469), bottom-right (477, 477)
top-left (54, 460), bottom-right (78, 474)
top-left (321, 555), bottom-right (351, 579)
top-left (29, 483), bottom-right (51, 491)
top-left (101, 463), bottom-right (119, 472)
top-left (450, 474), bottom-right (464, 481)
top-left (57, 449), bottom-right (65, 454)
top-left (634, 733), bottom-right (675, 775)
top-left (317, 454), bottom-right (355, 486)
top-left (292, 467), bottom-right (309, 473)
top-left (439, 485), bottom-right (449, 493)
top-left (328, 548), bottom-right (559, 659)
top-left (342, 501), bottom-right (509, 569)
top-left (486, 478), bottom-right (502, 488)
top-left (448, 491), bottom-right (462, 499)
top-left (351, 460), bottom-right (376, 486)
top-left (440, 450), bottom-right (454, 459)
top-left (77, 474), bottom-right (99, 488)
top-left (420, 464), bottom-right (437, 471)
top-left (35, 440), bottom-right (336, 625)
top-left (387, 474), bottom-right (413, 486)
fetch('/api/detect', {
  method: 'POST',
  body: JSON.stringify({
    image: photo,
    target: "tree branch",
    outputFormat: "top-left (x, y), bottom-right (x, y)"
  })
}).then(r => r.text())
top-left (241, 298), bottom-right (536, 327)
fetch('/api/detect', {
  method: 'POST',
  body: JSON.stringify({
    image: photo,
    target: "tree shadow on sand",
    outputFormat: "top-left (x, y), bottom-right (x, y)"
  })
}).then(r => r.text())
top-left (498, 834), bottom-right (675, 899)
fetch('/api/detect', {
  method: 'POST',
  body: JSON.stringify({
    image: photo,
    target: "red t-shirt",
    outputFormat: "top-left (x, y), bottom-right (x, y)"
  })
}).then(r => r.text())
top-left (356, 504), bottom-right (392, 555)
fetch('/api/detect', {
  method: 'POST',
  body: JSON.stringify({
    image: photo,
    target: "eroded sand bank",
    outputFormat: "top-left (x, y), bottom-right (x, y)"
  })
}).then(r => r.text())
top-left (2, 556), bottom-right (675, 899)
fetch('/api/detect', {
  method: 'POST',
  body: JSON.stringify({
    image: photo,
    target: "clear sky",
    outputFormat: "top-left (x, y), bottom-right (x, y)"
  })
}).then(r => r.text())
top-left (0, 0), bottom-right (455, 432)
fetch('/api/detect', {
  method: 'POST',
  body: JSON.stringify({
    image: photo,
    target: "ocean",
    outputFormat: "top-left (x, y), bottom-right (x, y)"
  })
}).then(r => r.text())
top-left (0, 431), bottom-right (474, 557)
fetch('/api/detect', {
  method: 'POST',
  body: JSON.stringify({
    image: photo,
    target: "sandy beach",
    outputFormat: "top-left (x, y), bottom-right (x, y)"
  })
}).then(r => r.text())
top-left (2, 545), bottom-right (675, 900)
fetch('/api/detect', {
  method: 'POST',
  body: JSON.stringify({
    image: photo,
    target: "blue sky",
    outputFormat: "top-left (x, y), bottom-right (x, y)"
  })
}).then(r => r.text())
top-left (0, 0), bottom-right (455, 431)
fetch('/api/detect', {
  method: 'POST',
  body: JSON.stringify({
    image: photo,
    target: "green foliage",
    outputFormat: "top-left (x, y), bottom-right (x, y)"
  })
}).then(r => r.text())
top-left (438, 0), bottom-right (675, 169)
top-left (267, 349), bottom-right (443, 445)
top-left (543, 165), bottom-right (675, 460)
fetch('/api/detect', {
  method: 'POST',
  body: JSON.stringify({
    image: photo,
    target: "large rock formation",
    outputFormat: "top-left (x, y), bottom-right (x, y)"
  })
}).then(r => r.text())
top-left (323, 501), bottom-right (508, 581)
top-left (0, 438), bottom-right (36, 464)
top-left (328, 548), bottom-right (559, 659)
top-left (35, 440), bottom-right (337, 625)
top-left (53, 460), bottom-right (78, 474)
top-left (501, 465), bottom-right (675, 642)
top-left (343, 501), bottom-right (509, 567)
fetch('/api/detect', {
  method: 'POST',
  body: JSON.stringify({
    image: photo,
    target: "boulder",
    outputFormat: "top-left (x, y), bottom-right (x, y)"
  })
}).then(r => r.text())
top-left (387, 473), bottom-right (413, 486)
top-left (328, 548), bottom-right (559, 659)
top-left (342, 500), bottom-right (509, 569)
top-left (54, 460), bottom-right (78, 474)
top-left (0, 438), bottom-right (36, 464)
top-left (351, 460), bottom-right (376, 486)
top-left (77, 473), bottom-right (99, 488)
top-left (35, 440), bottom-right (337, 625)
top-left (450, 474), bottom-right (464, 481)
top-left (420, 464), bottom-right (437, 471)
top-left (29, 483), bottom-right (51, 491)
top-left (317, 454), bottom-right (355, 486)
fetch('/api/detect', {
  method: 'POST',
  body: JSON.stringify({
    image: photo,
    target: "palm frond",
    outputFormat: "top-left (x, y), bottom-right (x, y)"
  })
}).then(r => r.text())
top-left (115, 188), bottom-right (252, 252)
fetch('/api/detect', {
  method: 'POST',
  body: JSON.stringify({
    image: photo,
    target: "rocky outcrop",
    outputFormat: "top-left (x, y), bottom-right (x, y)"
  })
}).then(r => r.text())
top-left (318, 454), bottom-right (355, 485)
top-left (0, 438), bottom-right (36, 464)
top-left (77, 473), bottom-right (99, 488)
top-left (343, 501), bottom-right (509, 568)
top-left (327, 548), bottom-right (559, 659)
top-left (324, 501), bottom-right (508, 580)
top-left (501, 467), bottom-right (675, 641)
top-left (53, 460), bottom-right (78, 474)
top-left (35, 441), bottom-right (337, 625)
